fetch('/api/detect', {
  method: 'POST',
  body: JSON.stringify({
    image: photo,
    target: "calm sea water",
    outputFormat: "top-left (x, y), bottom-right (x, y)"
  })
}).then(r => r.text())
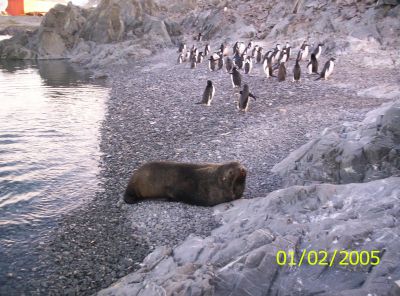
top-left (0, 46), bottom-right (109, 283)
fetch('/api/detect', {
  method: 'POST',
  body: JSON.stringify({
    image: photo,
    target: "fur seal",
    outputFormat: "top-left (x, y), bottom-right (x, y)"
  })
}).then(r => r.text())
top-left (197, 80), bottom-right (215, 106)
top-left (238, 84), bottom-right (256, 112)
top-left (123, 161), bottom-right (247, 206)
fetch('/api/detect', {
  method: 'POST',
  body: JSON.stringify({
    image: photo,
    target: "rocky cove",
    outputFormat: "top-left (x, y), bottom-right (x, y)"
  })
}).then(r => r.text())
top-left (0, 0), bottom-right (400, 295)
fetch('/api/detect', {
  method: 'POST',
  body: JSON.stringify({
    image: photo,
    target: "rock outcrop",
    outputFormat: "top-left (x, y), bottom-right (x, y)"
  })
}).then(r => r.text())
top-left (98, 177), bottom-right (400, 296)
top-left (190, 0), bottom-right (400, 52)
top-left (97, 101), bottom-right (400, 296)
top-left (272, 100), bottom-right (400, 186)
top-left (0, 0), bottom-right (181, 66)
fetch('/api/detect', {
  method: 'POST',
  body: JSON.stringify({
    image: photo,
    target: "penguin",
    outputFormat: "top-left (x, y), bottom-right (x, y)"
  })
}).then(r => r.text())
top-left (312, 43), bottom-right (324, 60)
top-left (209, 56), bottom-right (217, 71)
top-left (307, 53), bottom-right (319, 74)
top-left (198, 32), bottom-right (203, 41)
top-left (293, 59), bottom-right (301, 82)
top-left (237, 42), bottom-right (246, 54)
top-left (217, 53), bottom-right (224, 70)
top-left (272, 48), bottom-right (281, 63)
top-left (276, 43), bottom-right (282, 51)
top-left (178, 43), bottom-right (186, 53)
top-left (266, 56), bottom-right (276, 78)
top-left (244, 56), bottom-right (253, 74)
top-left (300, 40), bottom-right (307, 50)
top-left (301, 44), bottom-right (309, 61)
top-left (247, 41), bottom-right (254, 50)
top-left (278, 49), bottom-right (288, 64)
top-left (233, 41), bottom-right (239, 54)
top-left (263, 50), bottom-right (273, 62)
top-left (196, 80), bottom-right (215, 106)
top-left (252, 45), bottom-right (259, 58)
top-left (256, 47), bottom-right (263, 63)
top-left (230, 66), bottom-right (242, 88)
top-left (262, 58), bottom-right (269, 77)
top-left (278, 61), bottom-right (286, 82)
top-left (220, 43), bottom-right (226, 56)
top-left (233, 52), bottom-right (244, 69)
top-left (185, 50), bottom-right (190, 62)
top-left (204, 44), bottom-right (210, 56)
top-left (296, 49), bottom-right (303, 62)
top-left (177, 53), bottom-right (184, 64)
top-left (238, 84), bottom-right (256, 112)
top-left (316, 58), bottom-right (335, 80)
top-left (225, 57), bottom-right (233, 73)
top-left (190, 56), bottom-right (197, 69)
top-left (285, 45), bottom-right (291, 61)
top-left (197, 52), bottom-right (204, 63)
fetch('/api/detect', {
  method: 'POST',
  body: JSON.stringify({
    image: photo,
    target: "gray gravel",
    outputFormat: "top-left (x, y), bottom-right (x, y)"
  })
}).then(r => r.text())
top-left (2, 46), bottom-right (398, 295)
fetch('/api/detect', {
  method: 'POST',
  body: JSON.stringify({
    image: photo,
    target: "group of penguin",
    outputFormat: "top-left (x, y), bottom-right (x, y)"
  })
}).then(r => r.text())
top-left (177, 38), bottom-right (336, 112)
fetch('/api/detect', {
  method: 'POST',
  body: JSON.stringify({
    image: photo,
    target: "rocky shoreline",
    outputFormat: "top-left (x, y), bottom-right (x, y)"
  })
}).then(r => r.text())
top-left (2, 43), bottom-right (398, 294)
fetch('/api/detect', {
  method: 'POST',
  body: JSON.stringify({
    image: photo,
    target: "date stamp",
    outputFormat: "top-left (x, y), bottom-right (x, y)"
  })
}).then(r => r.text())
top-left (276, 250), bottom-right (381, 267)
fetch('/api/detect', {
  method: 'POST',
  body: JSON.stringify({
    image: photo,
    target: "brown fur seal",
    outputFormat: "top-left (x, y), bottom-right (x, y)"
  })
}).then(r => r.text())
top-left (124, 161), bottom-right (247, 206)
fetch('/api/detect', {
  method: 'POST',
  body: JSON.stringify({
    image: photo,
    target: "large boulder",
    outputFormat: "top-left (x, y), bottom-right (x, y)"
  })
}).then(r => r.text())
top-left (0, 3), bottom-right (87, 59)
top-left (272, 101), bottom-right (400, 186)
top-left (98, 177), bottom-right (400, 296)
top-left (80, 0), bottom-right (156, 43)
top-left (0, 0), bottom-right (181, 64)
top-left (37, 3), bottom-right (88, 58)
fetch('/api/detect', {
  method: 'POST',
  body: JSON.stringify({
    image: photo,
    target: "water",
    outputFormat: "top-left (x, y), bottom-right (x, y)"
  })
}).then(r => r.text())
top-left (0, 57), bottom-right (109, 284)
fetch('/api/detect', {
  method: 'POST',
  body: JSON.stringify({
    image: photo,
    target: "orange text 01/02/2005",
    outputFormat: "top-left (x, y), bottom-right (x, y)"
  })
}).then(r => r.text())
top-left (275, 249), bottom-right (382, 267)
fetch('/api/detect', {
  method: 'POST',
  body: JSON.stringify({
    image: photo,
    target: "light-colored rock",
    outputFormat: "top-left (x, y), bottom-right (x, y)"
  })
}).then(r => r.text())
top-left (272, 100), bottom-right (400, 186)
top-left (98, 177), bottom-right (400, 295)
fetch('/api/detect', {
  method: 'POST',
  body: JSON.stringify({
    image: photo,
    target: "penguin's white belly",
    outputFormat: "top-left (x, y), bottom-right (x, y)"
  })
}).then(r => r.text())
top-left (307, 63), bottom-right (312, 74)
top-left (325, 62), bottom-right (334, 78)
top-left (263, 60), bottom-right (269, 76)
top-left (238, 43), bottom-right (246, 54)
top-left (208, 86), bottom-right (215, 106)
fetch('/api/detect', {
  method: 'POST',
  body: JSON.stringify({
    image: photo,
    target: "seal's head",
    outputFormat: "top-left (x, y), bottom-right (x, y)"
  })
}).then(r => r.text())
top-left (219, 162), bottom-right (247, 200)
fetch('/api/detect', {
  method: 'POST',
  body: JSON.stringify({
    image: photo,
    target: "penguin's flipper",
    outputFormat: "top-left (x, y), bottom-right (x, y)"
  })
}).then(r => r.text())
top-left (315, 76), bottom-right (322, 81)
top-left (249, 93), bottom-right (256, 100)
